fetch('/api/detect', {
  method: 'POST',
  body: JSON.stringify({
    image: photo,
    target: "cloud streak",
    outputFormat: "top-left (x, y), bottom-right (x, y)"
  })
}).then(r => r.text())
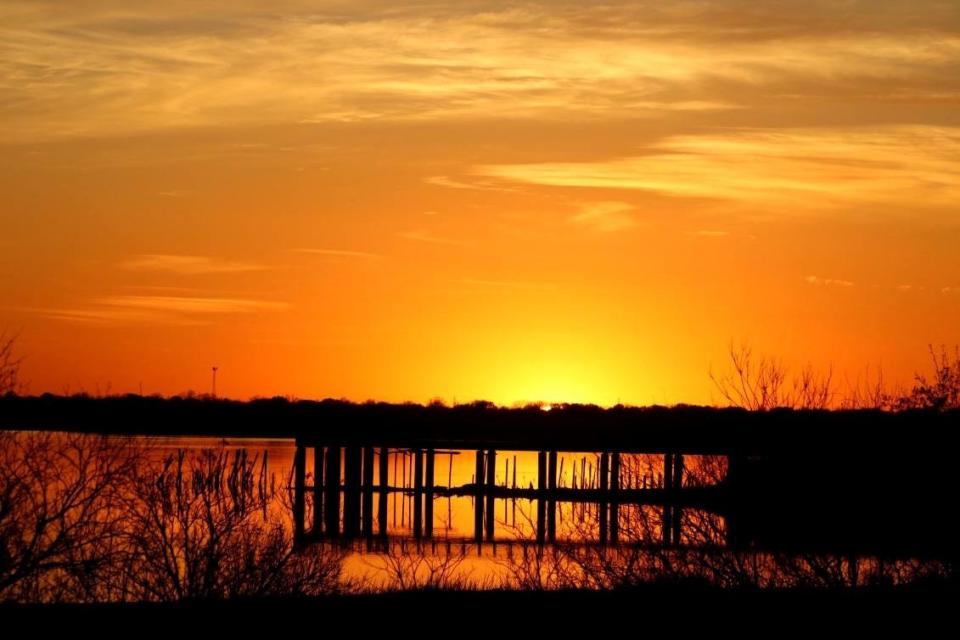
top-left (36, 294), bottom-right (288, 326)
top-left (475, 126), bottom-right (960, 209)
top-left (293, 248), bottom-right (383, 260)
top-left (398, 229), bottom-right (465, 246)
top-left (805, 275), bottom-right (854, 288)
top-left (569, 201), bottom-right (638, 232)
top-left (2, 2), bottom-right (958, 142)
top-left (122, 254), bottom-right (268, 275)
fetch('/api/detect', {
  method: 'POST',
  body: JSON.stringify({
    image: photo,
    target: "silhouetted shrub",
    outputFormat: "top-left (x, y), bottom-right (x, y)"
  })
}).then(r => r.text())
top-left (120, 448), bottom-right (343, 601)
top-left (0, 432), bottom-right (141, 602)
top-left (710, 342), bottom-right (834, 410)
top-left (896, 345), bottom-right (960, 411)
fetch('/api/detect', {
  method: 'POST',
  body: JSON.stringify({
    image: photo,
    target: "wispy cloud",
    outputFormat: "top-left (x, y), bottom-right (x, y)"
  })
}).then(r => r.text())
top-left (459, 278), bottom-right (559, 292)
top-left (122, 254), bottom-right (267, 275)
top-left (2, 3), bottom-right (958, 142)
top-left (398, 229), bottom-right (465, 246)
top-left (805, 275), bottom-right (854, 288)
top-left (35, 294), bottom-right (288, 326)
top-left (424, 176), bottom-right (517, 193)
top-left (293, 248), bottom-right (383, 260)
top-left (475, 126), bottom-right (960, 209)
top-left (692, 230), bottom-right (730, 238)
top-left (569, 201), bottom-right (638, 232)
top-left (98, 295), bottom-right (287, 314)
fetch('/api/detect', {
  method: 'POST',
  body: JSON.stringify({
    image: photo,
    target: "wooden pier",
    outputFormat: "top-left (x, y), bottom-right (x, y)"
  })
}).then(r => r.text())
top-left (291, 440), bottom-right (703, 548)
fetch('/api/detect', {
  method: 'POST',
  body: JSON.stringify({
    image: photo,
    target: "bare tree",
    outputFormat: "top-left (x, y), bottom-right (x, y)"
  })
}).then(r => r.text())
top-left (0, 432), bottom-right (142, 602)
top-left (710, 342), bottom-right (834, 410)
top-left (897, 345), bottom-right (960, 411)
top-left (0, 331), bottom-right (23, 396)
top-left (838, 366), bottom-right (898, 410)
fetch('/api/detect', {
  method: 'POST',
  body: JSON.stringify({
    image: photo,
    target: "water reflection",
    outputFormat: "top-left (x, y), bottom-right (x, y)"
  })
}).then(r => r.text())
top-left (289, 445), bottom-right (727, 545)
top-left (1, 432), bottom-right (951, 602)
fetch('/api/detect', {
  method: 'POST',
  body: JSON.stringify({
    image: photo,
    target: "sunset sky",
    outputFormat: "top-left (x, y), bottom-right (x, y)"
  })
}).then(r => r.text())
top-left (1, 1), bottom-right (958, 405)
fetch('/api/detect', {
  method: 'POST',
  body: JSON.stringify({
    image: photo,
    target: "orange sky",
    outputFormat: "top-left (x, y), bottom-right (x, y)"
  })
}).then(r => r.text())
top-left (1, 1), bottom-right (958, 405)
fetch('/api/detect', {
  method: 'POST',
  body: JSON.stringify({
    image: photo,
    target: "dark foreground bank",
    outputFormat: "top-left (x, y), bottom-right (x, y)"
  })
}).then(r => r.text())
top-left (3, 581), bottom-right (957, 632)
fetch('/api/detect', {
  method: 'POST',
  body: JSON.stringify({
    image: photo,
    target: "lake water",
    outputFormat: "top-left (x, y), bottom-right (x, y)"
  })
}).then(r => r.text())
top-left (132, 436), bottom-right (941, 590)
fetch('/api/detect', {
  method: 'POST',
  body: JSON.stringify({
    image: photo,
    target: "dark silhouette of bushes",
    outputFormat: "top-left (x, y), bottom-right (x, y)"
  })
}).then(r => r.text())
top-left (121, 448), bottom-right (342, 601)
top-left (0, 435), bottom-right (343, 603)
top-left (0, 432), bottom-right (141, 602)
top-left (896, 345), bottom-right (960, 411)
top-left (497, 492), bottom-right (950, 591)
top-left (711, 341), bottom-right (960, 411)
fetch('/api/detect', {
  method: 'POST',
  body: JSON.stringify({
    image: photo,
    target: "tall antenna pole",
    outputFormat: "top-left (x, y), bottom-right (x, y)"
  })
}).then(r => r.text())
top-left (211, 366), bottom-right (218, 398)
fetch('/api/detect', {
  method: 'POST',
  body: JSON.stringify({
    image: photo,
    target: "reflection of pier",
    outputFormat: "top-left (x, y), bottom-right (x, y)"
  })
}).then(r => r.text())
top-left (5, 396), bottom-right (955, 558)
top-left (292, 441), bottom-right (703, 547)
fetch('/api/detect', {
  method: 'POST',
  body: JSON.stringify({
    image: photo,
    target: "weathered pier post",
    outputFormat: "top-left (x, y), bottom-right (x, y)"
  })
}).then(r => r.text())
top-left (610, 453), bottom-right (620, 544)
top-left (413, 448), bottom-right (424, 539)
top-left (312, 446), bottom-right (324, 537)
top-left (344, 446), bottom-right (362, 538)
top-left (664, 453), bottom-right (674, 492)
top-left (485, 449), bottom-right (496, 541)
top-left (662, 452), bottom-right (678, 545)
top-left (537, 451), bottom-right (547, 545)
top-left (662, 452), bottom-right (672, 545)
top-left (599, 453), bottom-right (609, 544)
top-left (672, 453), bottom-right (683, 544)
top-left (547, 450), bottom-right (558, 543)
top-left (324, 446), bottom-right (341, 537)
top-left (378, 447), bottom-right (389, 537)
top-left (425, 449), bottom-right (435, 538)
top-left (474, 450), bottom-right (485, 543)
top-left (293, 442), bottom-right (306, 544)
top-left (362, 447), bottom-right (375, 539)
